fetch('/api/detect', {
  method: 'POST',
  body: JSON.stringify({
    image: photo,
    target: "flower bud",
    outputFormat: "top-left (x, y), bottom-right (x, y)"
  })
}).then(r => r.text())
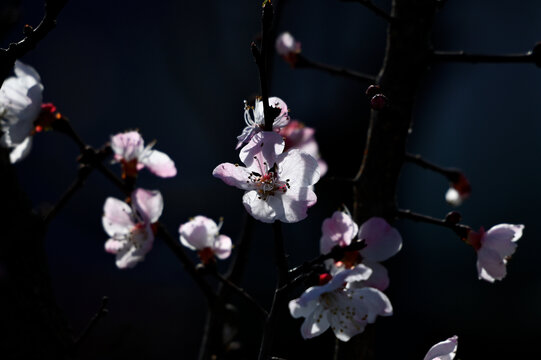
top-left (370, 94), bottom-right (388, 110)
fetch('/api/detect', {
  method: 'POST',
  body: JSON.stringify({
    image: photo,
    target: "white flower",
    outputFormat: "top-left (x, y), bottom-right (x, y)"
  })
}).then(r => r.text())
top-left (179, 216), bottom-right (232, 263)
top-left (236, 97), bottom-right (289, 149)
top-left (467, 224), bottom-right (524, 282)
top-left (424, 335), bottom-right (458, 360)
top-left (0, 61), bottom-right (43, 163)
top-left (214, 131), bottom-right (320, 223)
top-left (275, 32), bottom-right (301, 56)
top-left (110, 130), bottom-right (177, 178)
top-left (289, 266), bottom-right (392, 342)
top-left (102, 188), bottom-right (163, 269)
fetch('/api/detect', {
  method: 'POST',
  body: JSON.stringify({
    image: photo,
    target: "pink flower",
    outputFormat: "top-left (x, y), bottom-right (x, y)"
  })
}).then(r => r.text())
top-left (275, 32), bottom-right (301, 67)
top-left (102, 188), bottom-right (163, 269)
top-left (179, 216), bottom-right (232, 264)
top-left (236, 97), bottom-right (289, 149)
top-left (320, 213), bottom-right (402, 290)
top-left (445, 173), bottom-right (471, 206)
top-left (214, 131), bottom-right (320, 223)
top-left (288, 265), bottom-right (392, 342)
top-left (0, 61), bottom-right (43, 163)
top-left (466, 224), bottom-right (524, 282)
top-left (110, 130), bottom-right (177, 178)
top-left (279, 120), bottom-right (327, 177)
top-left (423, 336), bottom-right (458, 360)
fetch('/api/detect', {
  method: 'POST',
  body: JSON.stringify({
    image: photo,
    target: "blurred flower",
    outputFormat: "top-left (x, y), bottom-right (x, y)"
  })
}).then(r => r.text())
top-left (214, 131), bottom-right (319, 223)
top-left (0, 61), bottom-right (43, 163)
top-left (275, 32), bottom-right (301, 67)
top-left (445, 173), bottom-right (471, 206)
top-left (423, 335), bottom-right (458, 360)
top-left (110, 130), bottom-right (177, 178)
top-left (179, 216), bottom-right (232, 264)
top-left (321, 214), bottom-right (402, 290)
top-left (289, 265), bottom-right (392, 341)
top-left (236, 96), bottom-right (289, 149)
top-left (278, 120), bottom-right (327, 176)
top-left (466, 224), bottom-right (524, 282)
top-left (102, 188), bottom-right (163, 269)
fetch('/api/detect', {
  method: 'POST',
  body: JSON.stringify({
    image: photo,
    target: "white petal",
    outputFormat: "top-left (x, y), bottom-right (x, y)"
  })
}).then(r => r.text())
top-left (359, 217), bottom-right (403, 262)
top-left (242, 190), bottom-right (281, 223)
top-left (102, 197), bottom-right (134, 237)
top-left (423, 336), bottom-right (458, 360)
top-left (213, 234), bottom-right (232, 259)
top-left (239, 131), bottom-right (284, 172)
top-left (212, 162), bottom-right (253, 190)
top-left (133, 188), bottom-right (163, 223)
top-left (445, 187), bottom-right (463, 206)
top-left (300, 306), bottom-right (329, 339)
top-left (140, 149), bottom-right (177, 177)
top-left (289, 298), bottom-right (317, 319)
top-left (9, 136), bottom-right (32, 163)
top-left (276, 149), bottom-right (320, 188)
top-left (352, 287), bottom-right (393, 323)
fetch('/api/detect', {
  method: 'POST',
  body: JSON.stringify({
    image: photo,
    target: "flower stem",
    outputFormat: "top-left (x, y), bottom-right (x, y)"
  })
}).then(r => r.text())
top-left (295, 54), bottom-right (376, 82)
top-left (404, 153), bottom-right (462, 183)
top-left (395, 208), bottom-right (470, 238)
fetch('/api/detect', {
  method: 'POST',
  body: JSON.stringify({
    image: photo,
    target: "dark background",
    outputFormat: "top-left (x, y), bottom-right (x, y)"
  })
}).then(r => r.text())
top-left (2, 0), bottom-right (541, 358)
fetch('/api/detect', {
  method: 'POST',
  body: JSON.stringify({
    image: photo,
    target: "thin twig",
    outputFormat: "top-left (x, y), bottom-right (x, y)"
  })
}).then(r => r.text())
top-left (44, 165), bottom-right (93, 225)
top-left (74, 296), bottom-right (109, 348)
top-left (0, 0), bottom-right (69, 85)
top-left (157, 224), bottom-right (217, 303)
top-left (404, 153), bottom-right (461, 183)
top-left (396, 209), bottom-right (470, 238)
top-left (340, 0), bottom-right (394, 22)
top-left (214, 271), bottom-right (268, 318)
top-left (432, 50), bottom-right (540, 67)
top-left (296, 54), bottom-right (376, 82)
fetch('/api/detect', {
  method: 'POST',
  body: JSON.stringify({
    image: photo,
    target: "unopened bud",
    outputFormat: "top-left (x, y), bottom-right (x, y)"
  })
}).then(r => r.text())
top-left (370, 94), bottom-right (388, 110)
top-left (23, 24), bottom-right (33, 37)
top-left (445, 211), bottom-right (462, 225)
top-left (365, 84), bottom-right (381, 98)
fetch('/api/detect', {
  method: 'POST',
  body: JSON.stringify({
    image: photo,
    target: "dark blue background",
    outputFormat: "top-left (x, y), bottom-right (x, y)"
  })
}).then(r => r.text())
top-left (5, 0), bottom-right (541, 358)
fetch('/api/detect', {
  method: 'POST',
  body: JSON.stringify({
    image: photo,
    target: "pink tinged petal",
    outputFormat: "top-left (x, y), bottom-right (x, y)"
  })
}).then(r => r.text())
top-left (239, 131), bottom-right (285, 172)
top-left (277, 187), bottom-right (316, 223)
top-left (104, 238), bottom-right (126, 254)
top-left (140, 149), bottom-right (177, 177)
top-left (115, 228), bottom-right (154, 269)
top-left (359, 217), bottom-right (403, 262)
top-left (110, 131), bottom-right (144, 161)
top-left (9, 136), bottom-right (32, 163)
top-left (484, 224), bottom-right (524, 255)
top-left (213, 235), bottom-right (232, 259)
top-left (352, 287), bottom-right (393, 323)
top-left (320, 211), bottom-right (358, 254)
top-left (212, 163), bottom-right (253, 190)
top-left (102, 197), bottom-right (134, 237)
top-left (179, 216), bottom-right (218, 250)
top-left (423, 336), bottom-right (458, 360)
top-left (242, 190), bottom-right (282, 223)
top-left (355, 260), bottom-right (390, 291)
top-left (300, 306), bottom-right (329, 339)
top-left (132, 188), bottom-right (163, 223)
top-left (289, 298), bottom-right (318, 319)
top-left (269, 96), bottom-right (290, 128)
top-left (276, 149), bottom-right (320, 188)
top-left (476, 247), bottom-right (507, 282)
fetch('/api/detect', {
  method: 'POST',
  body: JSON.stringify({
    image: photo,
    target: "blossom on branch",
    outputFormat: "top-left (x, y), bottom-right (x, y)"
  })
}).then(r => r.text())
top-left (236, 97), bottom-right (289, 149)
top-left (445, 173), bottom-right (471, 206)
top-left (275, 32), bottom-right (301, 67)
top-left (423, 335), bottom-right (458, 360)
top-left (213, 131), bottom-right (320, 223)
top-left (179, 216), bottom-right (232, 264)
top-left (102, 188), bottom-right (163, 269)
top-left (288, 265), bottom-right (392, 342)
top-left (279, 120), bottom-right (327, 177)
top-left (466, 224), bottom-right (524, 282)
top-left (110, 130), bottom-right (177, 179)
top-left (0, 61), bottom-right (43, 163)
top-left (320, 213), bottom-right (402, 290)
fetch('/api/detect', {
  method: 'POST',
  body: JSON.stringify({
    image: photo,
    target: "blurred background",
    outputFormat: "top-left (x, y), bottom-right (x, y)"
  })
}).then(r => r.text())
top-left (2, 0), bottom-right (541, 358)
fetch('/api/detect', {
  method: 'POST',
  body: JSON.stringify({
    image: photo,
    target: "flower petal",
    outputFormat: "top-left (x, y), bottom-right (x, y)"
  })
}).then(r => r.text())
top-left (423, 336), bottom-right (458, 360)
top-left (320, 211), bottom-right (358, 255)
top-left (213, 234), bottom-right (232, 259)
top-left (289, 298), bottom-right (318, 319)
top-left (300, 306), bottom-right (329, 339)
top-left (352, 287), bottom-right (393, 323)
top-left (133, 188), bottom-right (163, 223)
top-left (359, 217), bottom-right (403, 262)
top-left (476, 247), bottom-right (507, 282)
top-left (110, 131), bottom-right (144, 161)
top-left (277, 187), bottom-right (316, 223)
top-left (239, 131), bottom-right (284, 172)
top-left (140, 149), bottom-right (177, 177)
top-left (212, 162), bottom-right (252, 190)
top-left (102, 197), bottom-right (134, 237)
top-left (179, 216), bottom-right (218, 250)
top-left (242, 190), bottom-right (282, 223)
top-left (9, 136), bottom-right (32, 163)
top-left (276, 149), bottom-right (320, 188)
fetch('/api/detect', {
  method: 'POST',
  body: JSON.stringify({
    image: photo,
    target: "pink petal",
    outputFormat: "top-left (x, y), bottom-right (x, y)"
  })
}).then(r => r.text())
top-left (213, 235), bottom-right (232, 259)
top-left (178, 216), bottom-right (218, 250)
top-left (423, 336), bottom-right (458, 360)
top-left (102, 197), bottom-right (134, 237)
top-left (276, 149), bottom-right (320, 188)
top-left (352, 287), bottom-right (393, 323)
top-left (358, 260), bottom-right (390, 291)
top-left (104, 238), bottom-right (126, 254)
top-left (476, 247), bottom-right (507, 282)
top-left (140, 149), bottom-right (177, 177)
top-left (359, 217), bottom-right (403, 262)
top-left (132, 188), bottom-right (163, 223)
top-left (212, 162), bottom-right (252, 190)
top-left (110, 131), bottom-right (144, 161)
top-left (320, 211), bottom-right (358, 255)
top-left (239, 131), bottom-right (284, 173)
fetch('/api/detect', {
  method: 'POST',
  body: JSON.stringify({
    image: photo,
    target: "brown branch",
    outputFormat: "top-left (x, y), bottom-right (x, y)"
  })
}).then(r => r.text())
top-left (295, 54), bottom-right (376, 82)
top-left (432, 46), bottom-right (541, 67)
top-left (340, 0), bottom-right (394, 22)
top-left (404, 153), bottom-right (462, 183)
top-left (396, 209), bottom-right (470, 238)
top-left (0, 0), bottom-right (69, 84)
top-left (74, 296), bottom-right (109, 348)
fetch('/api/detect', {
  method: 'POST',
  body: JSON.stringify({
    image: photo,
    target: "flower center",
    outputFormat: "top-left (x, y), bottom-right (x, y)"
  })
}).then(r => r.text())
top-left (248, 158), bottom-right (290, 200)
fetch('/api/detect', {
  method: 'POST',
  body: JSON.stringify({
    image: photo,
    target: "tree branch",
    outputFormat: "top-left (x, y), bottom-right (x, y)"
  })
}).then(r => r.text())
top-left (404, 153), bottom-right (462, 183)
top-left (395, 208), bottom-right (470, 238)
top-left (295, 54), bottom-right (376, 82)
top-left (74, 296), bottom-right (109, 348)
top-left (432, 46), bottom-right (541, 67)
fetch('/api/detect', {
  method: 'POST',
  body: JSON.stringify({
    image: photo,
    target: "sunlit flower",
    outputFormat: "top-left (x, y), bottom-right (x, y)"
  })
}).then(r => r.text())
top-left (179, 216), bottom-right (232, 264)
top-left (424, 335), bottom-right (458, 360)
top-left (275, 32), bottom-right (301, 67)
top-left (0, 61), bottom-right (43, 163)
top-left (236, 97), bottom-right (289, 149)
top-left (320, 213), bottom-right (402, 290)
top-left (214, 131), bottom-right (319, 223)
top-left (445, 173), bottom-right (471, 206)
top-left (102, 188), bottom-right (163, 269)
top-left (289, 265), bottom-right (392, 341)
top-left (279, 120), bottom-right (327, 176)
top-left (466, 224), bottom-right (524, 282)
top-left (110, 130), bottom-right (177, 178)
